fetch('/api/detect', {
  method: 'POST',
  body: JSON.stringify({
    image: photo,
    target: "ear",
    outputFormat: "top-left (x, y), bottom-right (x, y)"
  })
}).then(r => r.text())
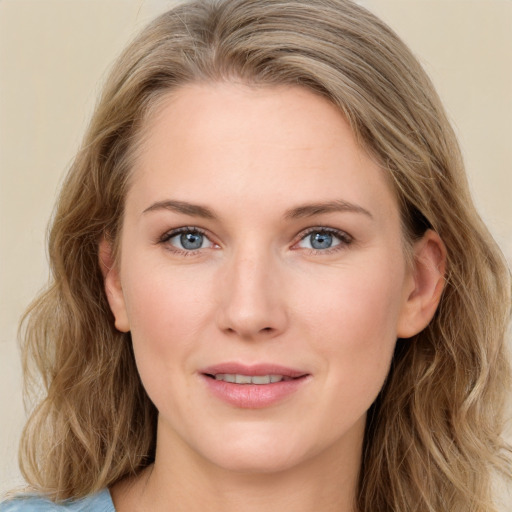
top-left (98, 237), bottom-right (130, 333)
top-left (397, 230), bottom-right (446, 338)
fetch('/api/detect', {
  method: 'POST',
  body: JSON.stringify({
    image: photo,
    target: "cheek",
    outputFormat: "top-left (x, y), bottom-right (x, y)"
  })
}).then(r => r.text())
top-left (122, 262), bottom-right (214, 384)
top-left (299, 258), bottom-right (406, 344)
top-left (296, 259), bottom-right (407, 398)
top-left (124, 253), bottom-right (211, 327)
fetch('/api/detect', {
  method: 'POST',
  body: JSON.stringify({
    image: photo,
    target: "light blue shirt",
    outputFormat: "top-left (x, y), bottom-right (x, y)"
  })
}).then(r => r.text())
top-left (0, 489), bottom-right (115, 511)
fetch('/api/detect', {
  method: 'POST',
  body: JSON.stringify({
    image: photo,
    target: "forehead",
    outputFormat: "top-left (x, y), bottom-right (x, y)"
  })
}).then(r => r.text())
top-left (127, 82), bottom-right (399, 223)
top-left (141, 82), bottom-right (360, 157)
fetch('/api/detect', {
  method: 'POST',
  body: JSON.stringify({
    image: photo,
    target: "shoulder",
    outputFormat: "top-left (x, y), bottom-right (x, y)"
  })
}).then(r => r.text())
top-left (0, 489), bottom-right (115, 512)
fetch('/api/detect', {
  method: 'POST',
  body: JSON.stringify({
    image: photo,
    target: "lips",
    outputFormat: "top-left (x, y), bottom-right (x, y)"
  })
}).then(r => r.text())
top-left (213, 374), bottom-right (292, 384)
top-left (201, 362), bottom-right (307, 379)
top-left (199, 363), bottom-right (310, 408)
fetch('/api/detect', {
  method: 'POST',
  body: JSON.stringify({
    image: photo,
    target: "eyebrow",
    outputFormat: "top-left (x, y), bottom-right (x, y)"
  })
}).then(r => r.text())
top-left (284, 200), bottom-right (373, 220)
top-left (142, 198), bottom-right (373, 220)
top-left (143, 200), bottom-right (216, 219)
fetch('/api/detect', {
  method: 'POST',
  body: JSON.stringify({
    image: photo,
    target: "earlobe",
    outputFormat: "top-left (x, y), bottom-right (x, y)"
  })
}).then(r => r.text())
top-left (397, 230), bottom-right (447, 339)
top-left (98, 237), bottom-right (130, 333)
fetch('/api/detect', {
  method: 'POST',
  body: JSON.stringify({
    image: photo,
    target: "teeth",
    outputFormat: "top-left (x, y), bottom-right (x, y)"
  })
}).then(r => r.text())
top-left (214, 374), bottom-right (287, 384)
top-left (235, 374), bottom-right (252, 384)
top-left (252, 375), bottom-right (272, 384)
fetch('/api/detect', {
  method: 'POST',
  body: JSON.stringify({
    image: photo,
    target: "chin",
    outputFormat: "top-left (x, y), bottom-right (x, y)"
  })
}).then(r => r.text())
top-left (194, 427), bottom-right (322, 475)
top-left (210, 449), bottom-right (304, 475)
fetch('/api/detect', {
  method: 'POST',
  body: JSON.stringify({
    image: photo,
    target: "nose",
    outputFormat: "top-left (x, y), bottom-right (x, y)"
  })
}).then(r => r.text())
top-left (216, 246), bottom-right (288, 340)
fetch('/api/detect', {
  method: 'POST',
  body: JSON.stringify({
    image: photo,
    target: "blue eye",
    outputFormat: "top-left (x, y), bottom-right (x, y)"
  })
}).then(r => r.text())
top-left (297, 229), bottom-right (349, 251)
top-left (164, 229), bottom-right (213, 251)
top-left (178, 232), bottom-right (205, 250)
top-left (310, 232), bottom-right (335, 249)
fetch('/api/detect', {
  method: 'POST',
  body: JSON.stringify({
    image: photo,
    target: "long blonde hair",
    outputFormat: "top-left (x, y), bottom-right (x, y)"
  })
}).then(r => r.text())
top-left (19, 1), bottom-right (511, 510)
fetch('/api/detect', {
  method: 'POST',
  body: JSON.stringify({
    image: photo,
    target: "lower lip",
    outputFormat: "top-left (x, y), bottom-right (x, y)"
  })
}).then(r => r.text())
top-left (201, 375), bottom-right (309, 409)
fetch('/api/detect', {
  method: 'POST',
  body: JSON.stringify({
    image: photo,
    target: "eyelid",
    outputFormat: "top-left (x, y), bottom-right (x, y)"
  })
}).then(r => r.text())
top-left (159, 226), bottom-right (207, 241)
top-left (292, 226), bottom-right (353, 253)
top-left (158, 226), bottom-right (218, 254)
top-left (157, 225), bottom-right (353, 255)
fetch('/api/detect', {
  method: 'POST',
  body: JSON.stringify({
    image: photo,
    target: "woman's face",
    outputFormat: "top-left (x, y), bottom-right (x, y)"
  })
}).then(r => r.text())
top-left (104, 83), bottom-right (426, 475)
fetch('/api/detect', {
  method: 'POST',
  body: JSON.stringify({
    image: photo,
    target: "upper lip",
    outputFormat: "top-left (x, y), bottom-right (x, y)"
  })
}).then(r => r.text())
top-left (200, 362), bottom-right (308, 378)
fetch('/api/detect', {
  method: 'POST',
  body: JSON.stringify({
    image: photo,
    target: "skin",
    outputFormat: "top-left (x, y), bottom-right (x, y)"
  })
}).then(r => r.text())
top-left (103, 83), bottom-right (445, 512)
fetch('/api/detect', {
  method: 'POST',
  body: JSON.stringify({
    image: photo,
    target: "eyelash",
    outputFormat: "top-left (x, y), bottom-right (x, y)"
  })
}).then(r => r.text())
top-left (158, 226), bottom-right (353, 256)
top-left (158, 226), bottom-right (213, 256)
top-left (294, 227), bottom-right (353, 255)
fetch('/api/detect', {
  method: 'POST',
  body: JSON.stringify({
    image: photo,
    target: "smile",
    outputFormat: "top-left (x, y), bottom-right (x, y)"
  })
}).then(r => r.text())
top-left (200, 363), bottom-right (310, 408)
top-left (210, 374), bottom-right (295, 384)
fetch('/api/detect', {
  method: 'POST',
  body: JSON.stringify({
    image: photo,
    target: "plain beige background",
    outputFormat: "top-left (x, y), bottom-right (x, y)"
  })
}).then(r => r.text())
top-left (1, 0), bottom-right (511, 496)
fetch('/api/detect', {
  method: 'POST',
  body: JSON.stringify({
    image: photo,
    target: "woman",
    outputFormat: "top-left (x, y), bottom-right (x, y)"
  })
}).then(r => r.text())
top-left (2, 0), bottom-right (510, 511)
